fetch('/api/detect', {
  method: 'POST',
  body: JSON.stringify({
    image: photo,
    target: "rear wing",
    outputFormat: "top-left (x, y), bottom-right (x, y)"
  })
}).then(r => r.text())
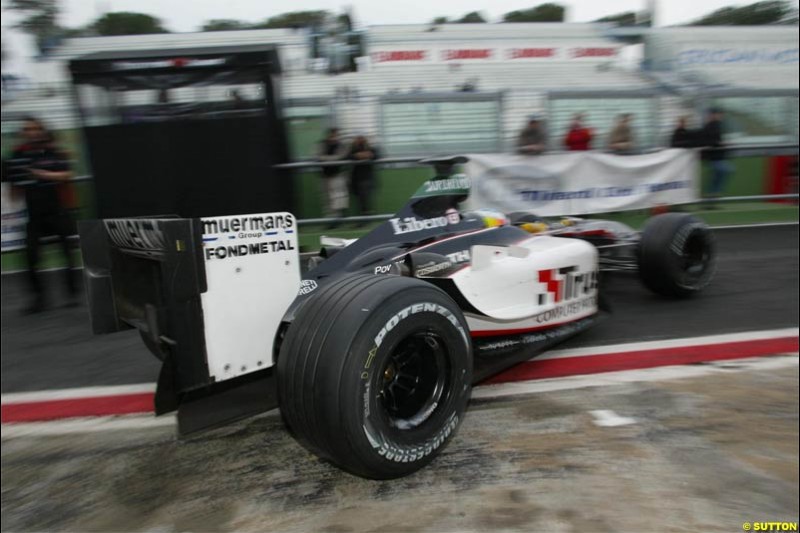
top-left (78, 213), bottom-right (300, 434)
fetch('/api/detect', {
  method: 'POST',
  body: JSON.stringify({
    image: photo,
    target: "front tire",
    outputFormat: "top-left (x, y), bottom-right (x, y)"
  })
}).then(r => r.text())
top-left (277, 274), bottom-right (472, 479)
top-left (638, 213), bottom-right (716, 297)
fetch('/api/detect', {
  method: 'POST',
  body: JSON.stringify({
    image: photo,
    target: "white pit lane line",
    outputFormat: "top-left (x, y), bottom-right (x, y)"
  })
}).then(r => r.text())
top-left (533, 327), bottom-right (799, 362)
top-left (472, 353), bottom-right (798, 400)
top-left (589, 410), bottom-right (637, 427)
top-left (1, 414), bottom-right (177, 439)
top-left (1, 383), bottom-right (157, 404)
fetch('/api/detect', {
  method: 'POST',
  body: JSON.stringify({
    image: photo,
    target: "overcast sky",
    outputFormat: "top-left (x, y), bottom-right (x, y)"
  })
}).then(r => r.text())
top-left (51, 0), bottom-right (766, 30)
top-left (2, 0), bottom-right (798, 75)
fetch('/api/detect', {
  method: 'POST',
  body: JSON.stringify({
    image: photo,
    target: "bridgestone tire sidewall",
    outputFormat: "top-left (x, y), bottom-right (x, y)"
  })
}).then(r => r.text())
top-left (341, 286), bottom-right (472, 476)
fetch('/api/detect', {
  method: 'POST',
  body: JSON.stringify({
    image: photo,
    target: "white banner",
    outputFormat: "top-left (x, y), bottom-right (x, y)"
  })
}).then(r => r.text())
top-left (1, 183), bottom-right (28, 252)
top-left (465, 149), bottom-right (699, 216)
top-left (677, 46), bottom-right (799, 66)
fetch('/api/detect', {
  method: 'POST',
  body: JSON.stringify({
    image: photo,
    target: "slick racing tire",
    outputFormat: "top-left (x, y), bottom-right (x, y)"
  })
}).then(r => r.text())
top-left (277, 274), bottom-right (472, 479)
top-left (637, 213), bottom-right (716, 298)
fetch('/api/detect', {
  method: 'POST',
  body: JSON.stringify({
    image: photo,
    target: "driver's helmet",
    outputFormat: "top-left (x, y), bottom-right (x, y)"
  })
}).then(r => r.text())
top-left (520, 221), bottom-right (550, 234)
top-left (466, 208), bottom-right (509, 228)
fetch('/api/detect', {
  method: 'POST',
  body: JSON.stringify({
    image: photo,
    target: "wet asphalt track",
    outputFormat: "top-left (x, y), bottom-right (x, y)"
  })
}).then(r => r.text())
top-left (1, 223), bottom-right (798, 394)
top-left (2, 361), bottom-right (798, 532)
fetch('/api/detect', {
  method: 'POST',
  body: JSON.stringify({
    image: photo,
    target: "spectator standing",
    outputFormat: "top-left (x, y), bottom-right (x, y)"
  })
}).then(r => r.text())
top-left (317, 128), bottom-right (349, 221)
top-left (670, 116), bottom-right (695, 148)
top-left (699, 108), bottom-right (731, 200)
top-left (346, 135), bottom-right (380, 218)
top-left (563, 113), bottom-right (593, 151)
top-left (2, 117), bottom-right (78, 313)
top-left (607, 113), bottom-right (635, 154)
top-left (517, 115), bottom-right (547, 155)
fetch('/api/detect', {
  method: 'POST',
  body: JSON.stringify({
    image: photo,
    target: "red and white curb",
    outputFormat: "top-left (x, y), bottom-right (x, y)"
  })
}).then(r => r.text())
top-left (485, 327), bottom-right (799, 384)
top-left (2, 383), bottom-right (156, 424)
top-left (2, 328), bottom-right (797, 429)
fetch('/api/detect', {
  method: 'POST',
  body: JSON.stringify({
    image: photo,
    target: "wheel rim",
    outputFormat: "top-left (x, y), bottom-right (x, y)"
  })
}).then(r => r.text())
top-left (379, 331), bottom-right (450, 430)
top-left (681, 231), bottom-right (711, 282)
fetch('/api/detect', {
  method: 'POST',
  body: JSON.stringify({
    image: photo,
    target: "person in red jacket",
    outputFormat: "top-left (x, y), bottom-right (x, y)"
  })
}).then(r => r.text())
top-left (563, 113), bottom-right (593, 151)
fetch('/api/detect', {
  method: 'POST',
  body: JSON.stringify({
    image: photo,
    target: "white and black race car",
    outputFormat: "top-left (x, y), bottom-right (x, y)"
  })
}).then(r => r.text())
top-left (78, 156), bottom-right (716, 479)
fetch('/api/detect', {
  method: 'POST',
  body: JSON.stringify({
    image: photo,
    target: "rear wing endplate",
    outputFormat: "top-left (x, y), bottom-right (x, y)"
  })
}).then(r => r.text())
top-left (78, 212), bottom-right (300, 433)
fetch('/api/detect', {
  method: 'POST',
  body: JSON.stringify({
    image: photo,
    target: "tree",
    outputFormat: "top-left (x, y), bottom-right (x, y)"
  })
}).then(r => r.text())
top-left (782, 6), bottom-right (800, 23)
top-left (7, 0), bottom-right (61, 54)
top-left (456, 11), bottom-right (487, 23)
top-left (251, 10), bottom-right (329, 30)
top-left (60, 26), bottom-right (91, 38)
top-left (91, 12), bottom-right (168, 36)
top-left (690, 1), bottom-right (797, 25)
top-left (201, 19), bottom-right (247, 32)
top-left (432, 16), bottom-right (449, 24)
top-left (596, 11), bottom-right (638, 26)
top-left (503, 3), bottom-right (565, 23)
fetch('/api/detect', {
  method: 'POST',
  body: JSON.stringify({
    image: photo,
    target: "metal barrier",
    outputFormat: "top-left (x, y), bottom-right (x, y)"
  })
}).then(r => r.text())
top-left (25, 193), bottom-right (799, 247)
top-left (297, 214), bottom-right (393, 226)
top-left (715, 194), bottom-right (798, 202)
top-left (274, 156), bottom-right (424, 170)
top-left (298, 195), bottom-right (799, 227)
top-left (5, 145), bottom-right (797, 249)
top-left (275, 143), bottom-right (798, 169)
top-left (14, 143), bottom-right (800, 179)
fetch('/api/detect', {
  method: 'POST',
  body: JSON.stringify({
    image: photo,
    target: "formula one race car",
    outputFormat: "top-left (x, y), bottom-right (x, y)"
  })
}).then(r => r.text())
top-left (78, 156), bottom-right (716, 479)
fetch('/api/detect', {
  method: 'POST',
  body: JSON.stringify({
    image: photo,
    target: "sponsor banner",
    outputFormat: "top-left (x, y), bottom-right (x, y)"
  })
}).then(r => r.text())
top-left (104, 218), bottom-right (167, 252)
top-left (201, 213), bottom-right (296, 260)
top-left (465, 149), bottom-right (699, 216)
top-left (369, 44), bottom-right (619, 65)
top-left (389, 208), bottom-right (461, 235)
top-left (474, 316), bottom-right (595, 354)
top-left (677, 47), bottom-right (799, 66)
top-left (200, 212), bottom-right (300, 380)
top-left (1, 183), bottom-right (28, 252)
top-left (412, 174), bottom-right (471, 198)
top-left (298, 279), bottom-right (318, 295)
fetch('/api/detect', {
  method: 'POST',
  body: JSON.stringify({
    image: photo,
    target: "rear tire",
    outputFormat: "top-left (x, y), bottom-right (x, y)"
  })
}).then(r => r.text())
top-left (638, 213), bottom-right (716, 298)
top-left (277, 274), bottom-right (472, 479)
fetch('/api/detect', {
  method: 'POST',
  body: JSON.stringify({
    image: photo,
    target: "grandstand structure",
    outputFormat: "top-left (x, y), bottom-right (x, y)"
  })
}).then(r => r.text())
top-left (646, 26), bottom-right (798, 89)
top-left (1, 22), bottom-right (798, 160)
top-left (643, 26), bottom-right (799, 145)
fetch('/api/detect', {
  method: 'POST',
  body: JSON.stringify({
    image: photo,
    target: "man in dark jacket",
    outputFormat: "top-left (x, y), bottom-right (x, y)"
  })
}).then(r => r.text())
top-left (347, 135), bottom-right (380, 218)
top-left (3, 117), bottom-right (77, 313)
top-left (670, 116), bottom-right (695, 148)
top-left (317, 128), bottom-right (348, 220)
top-left (699, 108), bottom-right (731, 199)
top-left (517, 116), bottom-right (546, 155)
